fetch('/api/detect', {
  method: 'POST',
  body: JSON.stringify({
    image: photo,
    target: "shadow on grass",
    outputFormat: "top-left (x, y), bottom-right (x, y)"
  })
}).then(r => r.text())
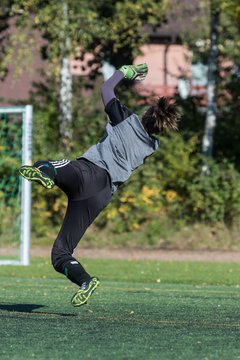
top-left (0, 304), bottom-right (75, 317)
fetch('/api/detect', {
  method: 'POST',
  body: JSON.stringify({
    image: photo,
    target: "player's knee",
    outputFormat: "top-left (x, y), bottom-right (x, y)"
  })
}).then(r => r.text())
top-left (51, 246), bottom-right (65, 274)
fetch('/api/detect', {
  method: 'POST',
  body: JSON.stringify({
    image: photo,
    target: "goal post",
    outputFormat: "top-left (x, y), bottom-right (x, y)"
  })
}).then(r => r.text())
top-left (0, 105), bottom-right (33, 265)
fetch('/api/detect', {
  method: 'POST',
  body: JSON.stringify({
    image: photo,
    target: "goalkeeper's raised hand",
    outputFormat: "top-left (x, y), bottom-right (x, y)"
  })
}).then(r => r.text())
top-left (119, 63), bottom-right (148, 81)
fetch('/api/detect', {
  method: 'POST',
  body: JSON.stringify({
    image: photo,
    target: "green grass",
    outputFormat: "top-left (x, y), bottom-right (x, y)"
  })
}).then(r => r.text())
top-left (1, 258), bottom-right (240, 359)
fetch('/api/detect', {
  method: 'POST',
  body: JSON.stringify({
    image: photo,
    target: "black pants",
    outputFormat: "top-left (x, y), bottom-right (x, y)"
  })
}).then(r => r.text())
top-left (34, 158), bottom-right (112, 286)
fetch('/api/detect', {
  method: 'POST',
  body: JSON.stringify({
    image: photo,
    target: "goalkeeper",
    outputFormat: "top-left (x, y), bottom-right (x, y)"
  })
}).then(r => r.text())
top-left (19, 64), bottom-right (181, 307)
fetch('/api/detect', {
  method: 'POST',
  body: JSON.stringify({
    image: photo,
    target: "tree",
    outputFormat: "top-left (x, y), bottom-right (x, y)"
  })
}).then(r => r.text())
top-left (0, 0), bottom-right (15, 80)
top-left (3, 0), bottom-right (166, 151)
top-left (167, 0), bottom-right (240, 167)
top-left (59, 1), bottom-right (72, 151)
top-left (202, 1), bottom-right (220, 165)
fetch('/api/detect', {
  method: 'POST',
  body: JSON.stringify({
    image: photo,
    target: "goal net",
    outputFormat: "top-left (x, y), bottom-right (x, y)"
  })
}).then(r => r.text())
top-left (0, 106), bottom-right (32, 265)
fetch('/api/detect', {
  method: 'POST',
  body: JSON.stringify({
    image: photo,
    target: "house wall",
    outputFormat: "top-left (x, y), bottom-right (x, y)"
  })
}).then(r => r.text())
top-left (134, 44), bottom-right (192, 97)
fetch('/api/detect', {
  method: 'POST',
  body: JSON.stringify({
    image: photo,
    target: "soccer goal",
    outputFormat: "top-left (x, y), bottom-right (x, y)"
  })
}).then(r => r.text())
top-left (0, 105), bottom-right (32, 265)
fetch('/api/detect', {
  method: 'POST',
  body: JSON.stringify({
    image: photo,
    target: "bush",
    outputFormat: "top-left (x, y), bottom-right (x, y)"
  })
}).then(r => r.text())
top-left (97, 133), bottom-right (240, 235)
top-left (186, 160), bottom-right (240, 226)
top-left (28, 79), bottom-right (240, 245)
top-left (30, 126), bottom-right (240, 243)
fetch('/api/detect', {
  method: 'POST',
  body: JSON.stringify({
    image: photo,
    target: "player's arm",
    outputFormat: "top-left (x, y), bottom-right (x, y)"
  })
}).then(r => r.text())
top-left (101, 64), bottom-right (148, 126)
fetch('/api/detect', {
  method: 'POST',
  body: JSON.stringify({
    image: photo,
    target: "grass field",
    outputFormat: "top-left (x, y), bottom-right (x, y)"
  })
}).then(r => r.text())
top-left (1, 257), bottom-right (240, 360)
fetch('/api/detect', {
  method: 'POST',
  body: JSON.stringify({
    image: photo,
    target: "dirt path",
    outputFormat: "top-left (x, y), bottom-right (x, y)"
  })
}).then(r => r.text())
top-left (31, 246), bottom-right (240, 262)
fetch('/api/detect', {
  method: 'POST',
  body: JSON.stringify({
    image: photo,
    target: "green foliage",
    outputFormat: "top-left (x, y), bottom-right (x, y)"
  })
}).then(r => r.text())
top-left (185, 160), bottom-right (240, 225)
top-left (29, 86), bottom-right (240, 241)
top-left (0, 113), bottom-right (22, 243)
top-left (221, 0), bottom-right (240, 25)
top-left (175, 95), bottom-right (206, 137)
top-left (214, 72), bottom-right (240, 169)
top-left (94, 133), bottom-right (240, 242)
top-left (173, 0), bottom-right (240, 65)
top-left (31, 185), bottom-right (67, 238)
top-left (3, 0), bottom-right (240, 247)
top-left (7, 0), bottom-right (166, 76)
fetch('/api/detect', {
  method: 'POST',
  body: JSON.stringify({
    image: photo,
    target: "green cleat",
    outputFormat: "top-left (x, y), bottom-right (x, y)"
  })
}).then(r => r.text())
top-left (19, 165), bottom-right (55, 189)
top-left (119, 63), bottom-right (148, 81)
top-left (71, 277), bottom-right (100, 307)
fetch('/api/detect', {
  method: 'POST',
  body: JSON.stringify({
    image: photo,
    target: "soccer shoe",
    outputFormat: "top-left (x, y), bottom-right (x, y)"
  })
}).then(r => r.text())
top-left (119, 63), bottom-right (148, 81)
top-left (71, 277), bottom-right (100, 307)
top-left (19, 165), bottom-right (55, 189)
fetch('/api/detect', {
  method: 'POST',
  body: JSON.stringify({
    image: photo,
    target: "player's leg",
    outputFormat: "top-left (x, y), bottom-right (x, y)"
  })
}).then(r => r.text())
top-left (51, 161), bottom-right (112, 306)
top-left (51, 192), bottom-right (112, 306)
top-left (51, 199), bottom-right (100, 307)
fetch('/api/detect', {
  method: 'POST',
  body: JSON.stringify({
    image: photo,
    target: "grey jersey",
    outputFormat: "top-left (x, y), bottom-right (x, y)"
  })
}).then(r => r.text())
top-left (80, 113), bottom-right (159, 193)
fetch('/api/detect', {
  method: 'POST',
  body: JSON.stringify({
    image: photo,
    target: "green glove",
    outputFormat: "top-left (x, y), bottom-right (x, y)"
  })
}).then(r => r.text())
top-left (119, 63), bottom-right (148, 81)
